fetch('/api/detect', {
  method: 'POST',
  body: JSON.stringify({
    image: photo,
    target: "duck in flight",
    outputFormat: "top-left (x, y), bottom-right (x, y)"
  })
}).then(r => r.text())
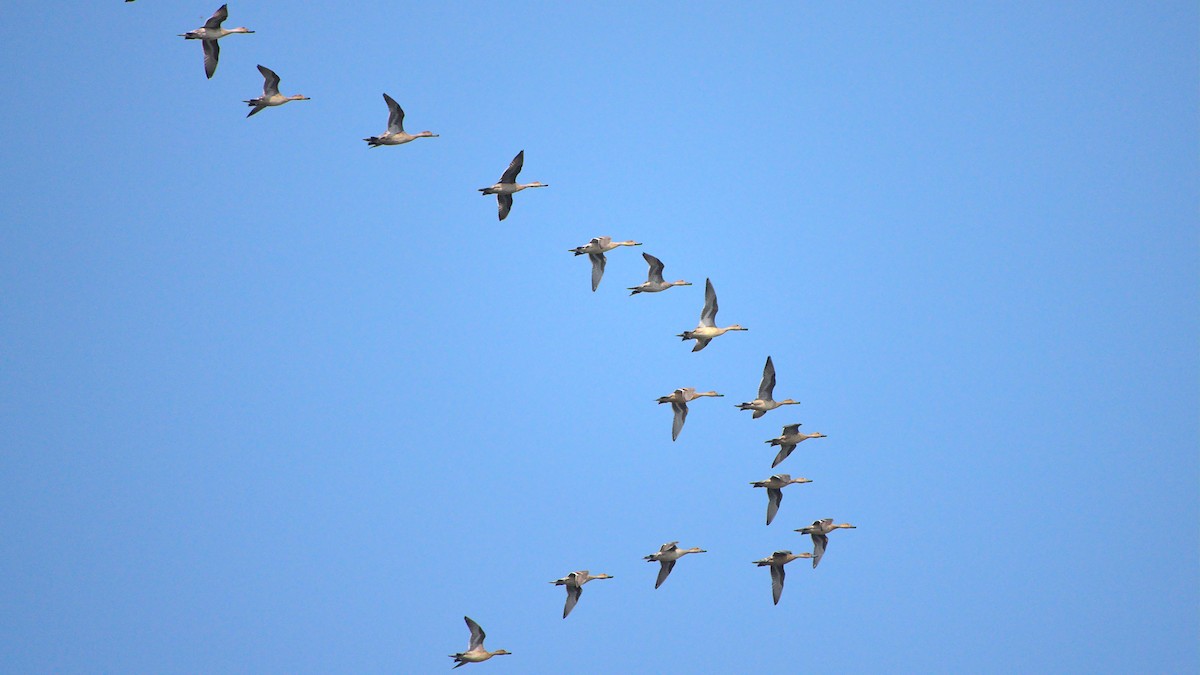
top-left (765, 423), bottom-right (827, 468)
top-left (479, 150), bottom-right (548, 221)
top-left (569, 236), bottom-right (641, 291)
top-left (629, 252), bottom-right (691, 295)
top-left (752, 550), bottom-right (813, 605)
top-left (643, 541), bottom-right (706, 589)
top-left (794, 518), bottom-right (856, 568)
top-left (656, 387), bottom-right (723, 441)
top-left (550, 570), bottom-right (613, 618)
top-left (736, 356), bottom-right (799, 418)
top-left (179, 4), bottom-right (253, 79)
top-left (676, 279), bottom-right (747, 352)
top-left (363, 93), bottom-right (438, 147)
top-left (245, 65), bottom-right (309, 117)
top-left (449, 616), bottom-right (511, 669)
top-left (750, 473), bottom-right (812, 525)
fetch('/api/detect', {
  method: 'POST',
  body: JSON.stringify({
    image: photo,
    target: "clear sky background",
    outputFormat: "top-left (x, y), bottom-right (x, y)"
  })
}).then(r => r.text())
top-left (1, 2), bottom-right (1196, 673)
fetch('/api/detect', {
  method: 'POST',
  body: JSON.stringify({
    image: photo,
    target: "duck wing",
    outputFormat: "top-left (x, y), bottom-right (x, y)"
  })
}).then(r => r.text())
top-left (563, 584), bottom-right (582, 618)
top-left (257, 64), bottom-right (280, 96)
top-left (588, 253), bottom-right (606, 292)
top-left (644, 252), bottom-right (665, 283)
top-left (699, 278), bottom-right (717, 327)
top-left (771, 444), bottom-right (796, 468)
top-left (499, 150), bottom-right (524, 184)
top-left (202, 39), bottom-right (219, 79)
top-left (758, 356), bottom-right (777, 400)
top-left (383, 93), bottom-right (405, 134)
top-left (670, 401), bottom-right (688, 441)
top-left (204, 4), bottom-right (229, 30)
top-left (655, 560), bottom-right (676, 589)
top-left (464, 616), bottom-right (485, 650)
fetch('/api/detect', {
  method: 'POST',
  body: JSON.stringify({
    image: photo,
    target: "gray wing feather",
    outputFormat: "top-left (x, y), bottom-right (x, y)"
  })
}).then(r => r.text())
top-left (759, 356), bottom-right (776, 400)
top-left (497, 194), bottom-right (513, 221)
top-left (655, 560), bottom-right (675, 589)
top-left (383, 93), bottom-right (404, 134)
top-left (771, 444), bottom-right (796, 468)
top-left (700, 278), bottom-right (717, 326)
top-left (563, 584), bottom-right (582, 618)
top-left (766, 488), bottom-right (782, 525)
top-left (464, 616), bottom-right (485, 650)
top-left (589, 253), bottom-right (606, 292)
top-left (500, 150), bottom-right (524, 183)
top-left (671, 401), bottom-right (687, 441)
top-left (205, 4), bottom-right (228, 29)
top-left (258, 65), bottom-right (280, 96)
top-left (644, 253), bottom-right (665, 283)
top-left (771, 564), bottom-right (785, 604)
top-left (812, 533), bottom-right (828, 568)
top-left (202, 39), bottom-right (219, 79)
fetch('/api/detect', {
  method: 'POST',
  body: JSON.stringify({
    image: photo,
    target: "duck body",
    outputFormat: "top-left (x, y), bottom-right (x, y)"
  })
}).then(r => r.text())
top-left (364, 93), bottom-right (438, 147)
top-left (752, 550), bottom-right (814, 604)
top-left (569, 237), bottom-right (641, 291)
top-left (765, 423), bottom-right (827, 467)
top-left (629, 252), bottom-right (691, 294)
top-left (795, 518), bottom-right (857, 568)
top-left (643, 541), bottom-right (706, 588)
top-left (449, 616), bottom-right (511, 669)
top-left (750, 473), bottom-right (812, 525)
top-left (245, 65), bottom-right (309, 117)
top-left (677, 278), bottom-right (746, 351)
top-left (736, 356), bottom-right (798, 418)
top-left (550, 570), bottom-right (613, 618)
top-left (179, 4), bottom-right (253, 79)
top-left (656, 387), bottom-right (722, 441)
top-left (479, 150), bottom-right (547, 220)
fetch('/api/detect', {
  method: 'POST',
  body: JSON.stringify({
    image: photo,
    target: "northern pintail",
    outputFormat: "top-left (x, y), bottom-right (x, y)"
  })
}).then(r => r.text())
top-left (245, 65), bottom-right (309, 117)
top-left (449, 616), bottom-right (510, 669)
top-left (550, 570), bottom-right (613, 618)
top-left (794, 518), bottom-right (856, 568)
top-left (736, 356), bottom-right (798, 418)
top-left (750, 474), bottom-right (812, 525)
top-left (677, 279), bottom-right (746, 352)
top-left (569, 237), bottom-right (641, 291)
top-left (479, 150), bottom-right (547, 221)
top-left (656, 387), bottom-right (723, 441)
top-left (643, 541), bottom-right (706, 589)
top-left (765, 423), bottom-right (826, 468)
top-left (629, 253), bottom-right (691, 295)
top-left (364, 93), bottom-right (438, 147)
top-left (752, 550), bottom-right (813, 605)
top-left (179, 4), bottom-right (253, 79)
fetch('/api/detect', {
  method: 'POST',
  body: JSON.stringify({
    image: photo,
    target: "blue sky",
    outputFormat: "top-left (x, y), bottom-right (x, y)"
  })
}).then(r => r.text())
top-left (1, 2), bottom-right (1196, 672)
